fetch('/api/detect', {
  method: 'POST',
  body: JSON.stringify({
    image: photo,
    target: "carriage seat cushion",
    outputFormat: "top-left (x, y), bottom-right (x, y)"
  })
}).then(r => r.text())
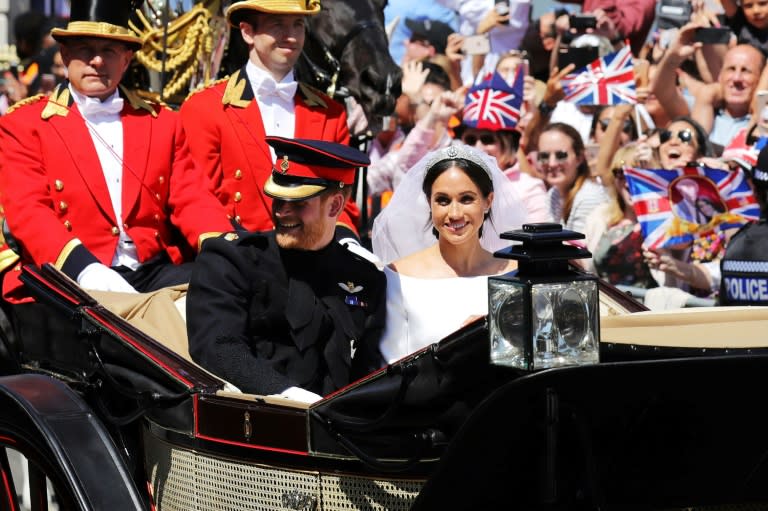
top-left (89, 285), bottom-right (191, 360)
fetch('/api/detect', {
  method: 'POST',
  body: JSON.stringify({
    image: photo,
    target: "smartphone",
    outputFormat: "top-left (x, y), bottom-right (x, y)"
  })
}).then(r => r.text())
top-left (570, 14), bottom-right (597, 31)
top-left (462, 34), bottom-right (491, 55)
top-left (585, 142), bottom-right (600, 162)
top-left (693, 27), bottom-right (731, 45)
top-left (558, 45), bottom-right (599, 71)
top-left (657, 0), bottom-right (693, 30)
top-left (757, 90), bottom-right (768, 137)
top-left (494, 0), bottom-right (510, 25)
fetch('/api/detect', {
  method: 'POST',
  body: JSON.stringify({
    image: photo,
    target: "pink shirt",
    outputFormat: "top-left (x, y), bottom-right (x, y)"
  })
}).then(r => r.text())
top-left (503, 164), bottom-right (551, 223)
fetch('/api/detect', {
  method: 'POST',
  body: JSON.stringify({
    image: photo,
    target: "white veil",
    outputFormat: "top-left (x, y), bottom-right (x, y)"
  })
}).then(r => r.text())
top-left (371, 143), bottom-right (529, 264)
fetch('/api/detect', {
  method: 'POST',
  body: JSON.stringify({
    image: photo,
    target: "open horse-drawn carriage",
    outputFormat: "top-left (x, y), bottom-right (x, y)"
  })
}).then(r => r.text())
top-left (2, 240), bottom-right (768, 510)
top-left (3, 2), bottom-right (768, 510)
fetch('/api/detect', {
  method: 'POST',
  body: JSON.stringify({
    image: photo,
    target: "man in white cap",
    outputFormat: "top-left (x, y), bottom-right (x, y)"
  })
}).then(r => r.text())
top-left (180, 0), bottom-right (362, 239)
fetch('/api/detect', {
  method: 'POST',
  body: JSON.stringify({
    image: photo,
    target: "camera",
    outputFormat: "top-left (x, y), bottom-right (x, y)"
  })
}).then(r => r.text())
top-left (557, 45), bottom-right (599, 71)
top-left (570, 14), bottom-right (597, 31)
top-left (657, 0), bottom-right (693, 30)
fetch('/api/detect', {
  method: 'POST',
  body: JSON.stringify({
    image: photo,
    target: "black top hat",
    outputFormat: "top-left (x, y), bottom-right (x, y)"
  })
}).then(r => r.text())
top-left (405, 17), bottom-right (454, 55)
top-left (264, 137), bottom-right (370, 201)
top-left (51, 0), bottom-right (143, 50)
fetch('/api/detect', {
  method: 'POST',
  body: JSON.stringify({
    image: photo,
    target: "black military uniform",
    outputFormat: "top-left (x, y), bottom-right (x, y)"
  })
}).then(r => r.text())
top-left (187, 137), bottom-right (385, 396)
top-left (720, 146), bottom-right (768, 306)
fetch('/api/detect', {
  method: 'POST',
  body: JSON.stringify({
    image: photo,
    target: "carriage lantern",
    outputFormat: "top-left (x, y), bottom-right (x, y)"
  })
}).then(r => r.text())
top-left (488, 223), bottom-right (600, 371)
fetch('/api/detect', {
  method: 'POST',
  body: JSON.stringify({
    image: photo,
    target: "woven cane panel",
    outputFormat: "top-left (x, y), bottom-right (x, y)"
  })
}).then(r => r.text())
top-left (319, 473), bottom-right (422, 510)
top-left (144, 433), bottom-right (424, 510)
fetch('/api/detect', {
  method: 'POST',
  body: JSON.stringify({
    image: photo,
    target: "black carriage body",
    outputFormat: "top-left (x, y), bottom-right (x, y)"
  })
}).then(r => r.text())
top-left (3, 264), bottom-right (768, 510)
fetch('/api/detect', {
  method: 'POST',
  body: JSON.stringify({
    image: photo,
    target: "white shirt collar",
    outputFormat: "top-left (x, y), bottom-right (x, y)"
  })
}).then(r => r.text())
top-left (69, 85), bottom-right (123, 118)
top-left (245, 61), bottom-right (296, 96)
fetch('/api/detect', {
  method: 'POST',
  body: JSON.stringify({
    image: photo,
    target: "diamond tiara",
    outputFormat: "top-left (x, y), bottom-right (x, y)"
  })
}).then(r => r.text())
top-left (424, 143), bottom-right (493, 180)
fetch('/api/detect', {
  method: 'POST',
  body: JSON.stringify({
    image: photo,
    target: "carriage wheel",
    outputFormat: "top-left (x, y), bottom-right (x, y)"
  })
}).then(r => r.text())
top-left (0, 423), bottom-right (79, 511)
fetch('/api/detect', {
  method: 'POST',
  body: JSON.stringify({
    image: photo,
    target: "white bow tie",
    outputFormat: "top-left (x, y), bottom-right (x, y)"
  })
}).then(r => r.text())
top-left (257, 79), bottom-right (297, 102)
top-left (80, 97), bottom-right (124, 118)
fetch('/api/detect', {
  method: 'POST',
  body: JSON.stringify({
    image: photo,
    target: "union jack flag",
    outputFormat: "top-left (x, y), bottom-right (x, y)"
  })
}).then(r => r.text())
top-left (624, 165), bottom-right (759, 250)
top-left (462, 69), bottom-right (523, 130)
top-left (561, 45), bottom-right (637, 106)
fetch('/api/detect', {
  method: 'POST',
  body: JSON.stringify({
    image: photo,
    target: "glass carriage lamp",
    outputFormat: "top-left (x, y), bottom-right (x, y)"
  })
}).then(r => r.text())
top-left (488, 223), bottom-right (600, 371)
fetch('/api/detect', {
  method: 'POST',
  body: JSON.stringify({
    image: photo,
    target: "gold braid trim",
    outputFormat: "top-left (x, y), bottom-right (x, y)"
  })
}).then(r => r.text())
top-left (130, 2), bottom-right (220, 99)
top-left (54, 238), bottom-right (83, 270)
top-left (5, 93), bottom-right (45, 116)
top-left (185, 76), bottom-right (229, 101)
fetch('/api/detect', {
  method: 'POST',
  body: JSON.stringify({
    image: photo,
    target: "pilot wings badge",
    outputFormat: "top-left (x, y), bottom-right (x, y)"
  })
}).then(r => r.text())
top-left (339, 281), bottom-right (366, 307)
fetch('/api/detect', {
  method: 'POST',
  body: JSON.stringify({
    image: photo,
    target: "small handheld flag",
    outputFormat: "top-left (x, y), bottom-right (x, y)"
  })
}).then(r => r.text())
top-left (463, 69), bottom-right (524, 130)
top-left (561, 45), bottom-right (637, 106)
top-left (624, 164), bottom-right (759, 250)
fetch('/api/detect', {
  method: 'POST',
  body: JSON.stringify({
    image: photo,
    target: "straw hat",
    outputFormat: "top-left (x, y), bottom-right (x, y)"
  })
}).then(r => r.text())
top-left (51, 0), bottom-right (143, 50)
top-left (226, 0), bottom-right (321, 26)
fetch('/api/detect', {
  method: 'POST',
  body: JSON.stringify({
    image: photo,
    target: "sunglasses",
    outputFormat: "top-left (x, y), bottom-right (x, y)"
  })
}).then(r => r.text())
top-left (462, 133), bottom-right (496, 146)
top-left (537, 150), bottom-right (569, 164)
top-left (599, 118), bottom-right (633, 134)
top-left (659, 128), bottom-right (694, 145)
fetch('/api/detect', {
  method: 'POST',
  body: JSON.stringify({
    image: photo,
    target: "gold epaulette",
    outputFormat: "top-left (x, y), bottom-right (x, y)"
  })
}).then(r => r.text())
top-left (133, 88), bottom-right (173, 110)
top-left (298, 83), bottom-right (329, 109)
top-left (185, 76), bottom-right (229, 102)
top-left (5, 94), bottom-right (45, 115)
top-left (120, 85), bottom-right (159, 117)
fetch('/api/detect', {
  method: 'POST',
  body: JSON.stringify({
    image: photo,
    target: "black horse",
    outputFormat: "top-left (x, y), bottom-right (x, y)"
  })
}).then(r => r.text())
top-left (222, 0), bottom-right (401, 136)
top-left (296, 0), bottom-right (402, 136)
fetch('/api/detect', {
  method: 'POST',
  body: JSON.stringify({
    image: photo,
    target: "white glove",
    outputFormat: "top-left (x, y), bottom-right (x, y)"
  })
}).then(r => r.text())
top-left (276, 386), bottom-right (323, 404)
top-left (77, 263), bottom-right (138, 293)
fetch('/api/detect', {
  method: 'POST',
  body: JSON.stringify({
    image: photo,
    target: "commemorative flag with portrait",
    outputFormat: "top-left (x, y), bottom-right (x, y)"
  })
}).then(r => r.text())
top-left (624, 165), bottom-right (759, 250)
top-left (463, 69), bottom-right (524, 130)
top-left (561, 45), bottom-right (637, 106)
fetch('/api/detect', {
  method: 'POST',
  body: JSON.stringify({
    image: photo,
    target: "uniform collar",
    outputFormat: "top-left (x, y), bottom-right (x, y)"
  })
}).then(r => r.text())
top-left (222, 65), bottom-right (329, 109)
top-left (41, 81), bottom-right (157, 119)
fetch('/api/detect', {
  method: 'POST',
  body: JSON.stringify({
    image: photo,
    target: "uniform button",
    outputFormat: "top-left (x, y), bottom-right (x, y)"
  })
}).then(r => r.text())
top-left (158, 176), bottom-right (165, 184)
top-left (234, 215), bottom-right (241, 223)
top-left (111, 226), bottom-right (119, 236)
top-left (155, 193), bottom-right (161, 201)
top-left (59, 201), bottom-right (67, 212)
top-left (54, 179), bottom-right (64, 191)
top-left (154, 231), bottom-right (160, 239)
top-left (234, 191), bottom-right (242, 203)
top-left (234, 169), bottom-right (243, 180)
top-left (64, 220), bottom-right (72, 231)
top-left (153, 214), bottom-right (160, 222)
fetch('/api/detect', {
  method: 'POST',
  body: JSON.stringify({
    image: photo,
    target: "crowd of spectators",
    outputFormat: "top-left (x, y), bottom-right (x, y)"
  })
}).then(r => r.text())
top-left (3, 0), bottom-right (768, 308)
top-left (371, 0), bottom-right (768, 307)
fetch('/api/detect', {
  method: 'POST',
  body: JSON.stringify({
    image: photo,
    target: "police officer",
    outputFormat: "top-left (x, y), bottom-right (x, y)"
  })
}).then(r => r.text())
top-left (186, 137), bottom-right (385, 403)
top-left (720, 146), bottom-right (768, 305)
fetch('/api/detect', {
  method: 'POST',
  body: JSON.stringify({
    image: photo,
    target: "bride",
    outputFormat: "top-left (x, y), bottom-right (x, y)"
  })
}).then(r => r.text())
top-left (372, 144), bottom-right (527, 363)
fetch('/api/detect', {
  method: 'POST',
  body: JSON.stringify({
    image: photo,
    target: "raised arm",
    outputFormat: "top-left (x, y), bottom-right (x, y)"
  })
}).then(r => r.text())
top-left (651, 23), bottom-right (703, 120)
